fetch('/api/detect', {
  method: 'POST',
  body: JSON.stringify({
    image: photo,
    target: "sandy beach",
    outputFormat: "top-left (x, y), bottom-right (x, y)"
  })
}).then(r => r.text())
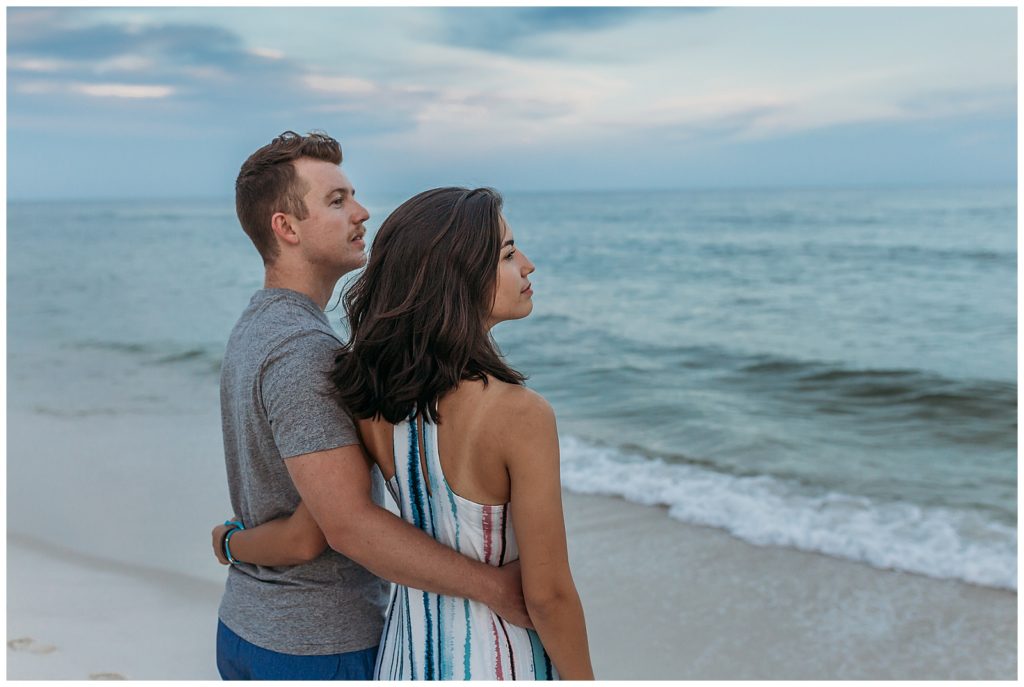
top-left (5, 347), bottom-right (1017, 680)
top-left (563, 493), bottom-right (1016, 679)
top-left (7, 489), bottom-right (1016, 680)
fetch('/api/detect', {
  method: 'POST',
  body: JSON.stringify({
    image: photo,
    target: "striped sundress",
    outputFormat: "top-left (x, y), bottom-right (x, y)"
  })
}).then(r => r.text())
top-left (374, 415), bottom-right (558, 681)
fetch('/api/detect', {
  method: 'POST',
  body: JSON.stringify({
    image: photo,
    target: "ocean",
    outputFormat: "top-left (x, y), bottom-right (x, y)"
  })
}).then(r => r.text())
top-left (7, 185), bottom-right (1017, 590)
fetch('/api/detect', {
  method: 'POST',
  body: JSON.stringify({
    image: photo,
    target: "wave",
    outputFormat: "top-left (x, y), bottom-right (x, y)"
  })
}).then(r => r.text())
top-left (559, 435), bottom-right (1017, 590)
top-left (154, 349), bottom-right (208, 364)
top-left (734, 355), bottom-right (1016, 429)
top-left (539, 326), bottom-right (1016, 436)
top-left (9, 201), bottom-right (235, 228)
top-left (71, 341), bottom-right (150, 355)
top-left (31, 405), bottom-right (121, 418)
top-left (511, 316), bottom-right (1015, 450)
top-left (67, 340), bottom-right (223, 374)
top-left (694, 241), bottom-right (1015, 267)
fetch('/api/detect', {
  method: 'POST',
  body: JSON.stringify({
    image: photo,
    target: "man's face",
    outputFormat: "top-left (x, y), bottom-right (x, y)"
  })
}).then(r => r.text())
top-left (290, 157), bottom-right (369, 276)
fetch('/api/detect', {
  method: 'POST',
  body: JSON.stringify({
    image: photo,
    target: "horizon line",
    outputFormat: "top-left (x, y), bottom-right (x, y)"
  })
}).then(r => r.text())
top-left (6, 179), bottom-right (1017, 205)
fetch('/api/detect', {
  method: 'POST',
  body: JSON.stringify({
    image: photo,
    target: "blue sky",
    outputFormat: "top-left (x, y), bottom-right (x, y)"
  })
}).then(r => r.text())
top-left (6, 6), bottom-right (1017, 200)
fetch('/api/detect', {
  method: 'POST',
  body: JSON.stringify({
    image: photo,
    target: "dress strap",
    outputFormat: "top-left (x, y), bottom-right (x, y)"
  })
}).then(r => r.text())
top-left (393, 413), bottom-right (436, 536)
top-left (419, 420), bottom-right (447, 498)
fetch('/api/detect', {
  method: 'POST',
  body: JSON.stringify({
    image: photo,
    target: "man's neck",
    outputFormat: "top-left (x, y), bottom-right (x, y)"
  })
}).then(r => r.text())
top-left (264, 264), bottom-right (339, 310)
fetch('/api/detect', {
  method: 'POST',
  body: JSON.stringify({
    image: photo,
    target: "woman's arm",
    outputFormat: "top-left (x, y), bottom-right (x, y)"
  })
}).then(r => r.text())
top-left (210, 501), bottom-right (328, 567)
top-left (503, 389), bottom-right (594, 680)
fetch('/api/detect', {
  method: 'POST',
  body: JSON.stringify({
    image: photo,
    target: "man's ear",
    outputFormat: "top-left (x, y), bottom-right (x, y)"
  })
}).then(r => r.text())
top-left (270, 211), bottom-right (300, 247)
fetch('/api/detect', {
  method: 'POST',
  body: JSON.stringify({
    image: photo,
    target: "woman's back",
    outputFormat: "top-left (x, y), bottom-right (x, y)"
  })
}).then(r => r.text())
top-left (361, 379), bottom-right (524, 505)
top-left (364, 380), bottom-right (558, 680)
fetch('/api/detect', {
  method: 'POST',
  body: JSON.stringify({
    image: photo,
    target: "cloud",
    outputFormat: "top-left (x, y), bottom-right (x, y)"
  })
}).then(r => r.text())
top-left (6, 6), bottom-right (1015, 198)
top-left (898, 86), bottom-right (1016, 119)
top-left (94, 54), bottom-right (154, 72)
top-left (5, 9), bottom-right (432, 141)
top-left (305, 75), bottom-right (379, 96)
top-left (8, 57), bottom-right (69, 72)
top-left (13, 81), bottom-right (61, 95)
top-left (71, 83), bottom-right (174, 99)
top-left (7, 10), bottom-right (297, 88)
top-left (433, 7), bottom-right (708, 55)
top-left (7, 10), bottom-right (315, 122)
top-left (10, 19), bottom-right (147, 60)
top-left (248, 47), bottom-right (284, 60)
top-left (9, 13), bottom-right (249, 68)
top-left (12, 78), bottom-right (173, 100)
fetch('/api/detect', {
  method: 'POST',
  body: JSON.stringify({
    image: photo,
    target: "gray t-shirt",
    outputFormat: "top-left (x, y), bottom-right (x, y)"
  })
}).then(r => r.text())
top-left (217, 288), bottom-right (389, 655)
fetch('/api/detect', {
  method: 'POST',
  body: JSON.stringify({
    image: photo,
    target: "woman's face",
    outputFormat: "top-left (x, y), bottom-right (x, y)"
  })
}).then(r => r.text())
top-left (486, 216), bottom-right (535, 329)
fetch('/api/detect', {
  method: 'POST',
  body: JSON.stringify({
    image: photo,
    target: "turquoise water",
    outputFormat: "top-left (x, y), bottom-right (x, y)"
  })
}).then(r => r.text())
top-left (7, 185), bottom-right (1017, 588)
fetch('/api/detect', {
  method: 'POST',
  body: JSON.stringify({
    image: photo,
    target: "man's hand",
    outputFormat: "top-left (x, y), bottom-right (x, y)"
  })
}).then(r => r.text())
top-left (487, 560), bottom-right (534, 629)
top-left (211, 523), bottom-right (231, 565)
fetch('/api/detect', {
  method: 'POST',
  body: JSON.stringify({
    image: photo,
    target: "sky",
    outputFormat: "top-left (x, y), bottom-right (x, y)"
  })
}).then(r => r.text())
top-left (5, 5), bottom-right (1018, 200)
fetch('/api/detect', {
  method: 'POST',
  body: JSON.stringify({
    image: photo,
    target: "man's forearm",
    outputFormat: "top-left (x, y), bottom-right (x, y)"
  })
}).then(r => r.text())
top-left (325, 503), bottom-right (498, 602)
top-left (223, 509), bottom-right (328, 566)
top-left (283, 445), bottom-right (528, 626)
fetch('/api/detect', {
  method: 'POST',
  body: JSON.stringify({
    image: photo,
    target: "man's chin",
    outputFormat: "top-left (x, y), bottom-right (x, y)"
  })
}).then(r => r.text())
top-left (341, 253), bottom-right (368, 273)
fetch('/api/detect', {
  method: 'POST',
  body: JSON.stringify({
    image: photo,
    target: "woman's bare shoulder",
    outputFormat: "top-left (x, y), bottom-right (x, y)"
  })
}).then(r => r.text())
top-left (500, 384), bottom-right (553, 421)
top-left (467, 377), bottom-right (553, 420)
top-left (474, 381), bottom-right (557, 457)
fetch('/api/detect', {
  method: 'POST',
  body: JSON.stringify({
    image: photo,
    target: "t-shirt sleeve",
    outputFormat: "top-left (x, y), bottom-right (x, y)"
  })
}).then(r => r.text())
top-left (259, 331), bottom-right (359, 459)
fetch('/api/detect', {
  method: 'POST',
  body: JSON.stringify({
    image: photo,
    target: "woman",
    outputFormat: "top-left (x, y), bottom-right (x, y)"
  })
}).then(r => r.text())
top-left (212, 188), bottom-right (592, 680)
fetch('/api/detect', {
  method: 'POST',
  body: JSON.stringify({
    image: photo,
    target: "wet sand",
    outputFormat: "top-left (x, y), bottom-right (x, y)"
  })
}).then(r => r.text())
top-left (563, 491), bottom-right (1016, 679)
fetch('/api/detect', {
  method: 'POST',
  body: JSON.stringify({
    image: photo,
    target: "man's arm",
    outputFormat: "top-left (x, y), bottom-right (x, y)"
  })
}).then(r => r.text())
top-left (285, 443), bottom-right (531, 627)
top-left (212, 501), bottom-right (327, 566)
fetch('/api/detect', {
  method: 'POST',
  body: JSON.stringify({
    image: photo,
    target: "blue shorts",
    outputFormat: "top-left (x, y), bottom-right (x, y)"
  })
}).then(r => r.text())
top-left (216, 620), bottom-right (378, 680)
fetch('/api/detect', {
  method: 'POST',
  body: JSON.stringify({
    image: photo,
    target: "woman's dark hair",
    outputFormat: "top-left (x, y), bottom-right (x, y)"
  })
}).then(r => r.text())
top-left (332, 187), bottom-right (526, 423)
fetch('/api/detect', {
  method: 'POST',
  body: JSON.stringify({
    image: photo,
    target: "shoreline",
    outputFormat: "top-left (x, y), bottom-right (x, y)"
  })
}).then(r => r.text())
top-left (562, 491), bottom-right (1016, 679)
top-left (7, 491), bottom-right (1016, 680)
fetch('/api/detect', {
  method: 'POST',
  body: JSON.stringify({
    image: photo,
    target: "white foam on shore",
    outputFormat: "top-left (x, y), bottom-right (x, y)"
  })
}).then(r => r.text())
top-left (559, 435), bottom-right (1017, 591)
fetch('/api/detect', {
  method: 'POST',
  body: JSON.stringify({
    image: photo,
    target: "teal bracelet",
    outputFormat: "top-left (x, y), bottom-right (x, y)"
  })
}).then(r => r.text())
top-left (223, 520), bottom-right (245, 565)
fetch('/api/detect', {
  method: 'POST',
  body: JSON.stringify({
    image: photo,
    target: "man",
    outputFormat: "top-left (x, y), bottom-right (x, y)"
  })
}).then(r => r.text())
top-left (214, 131), bottom-right (528, 680)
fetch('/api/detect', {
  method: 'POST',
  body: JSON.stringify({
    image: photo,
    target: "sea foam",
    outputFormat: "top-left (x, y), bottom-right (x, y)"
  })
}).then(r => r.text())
top-left (559, 435), bottom-right (1017, 590)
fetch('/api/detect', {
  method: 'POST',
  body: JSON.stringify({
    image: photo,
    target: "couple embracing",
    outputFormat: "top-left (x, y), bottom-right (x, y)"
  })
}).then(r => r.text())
top-left (210, 131), bottom-right (593, 680)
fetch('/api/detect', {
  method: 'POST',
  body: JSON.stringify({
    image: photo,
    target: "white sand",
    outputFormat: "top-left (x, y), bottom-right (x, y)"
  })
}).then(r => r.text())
top-left (7, 491), bottom-right (1016, 680)
top-left (7, 534), bottom-right (222, 680)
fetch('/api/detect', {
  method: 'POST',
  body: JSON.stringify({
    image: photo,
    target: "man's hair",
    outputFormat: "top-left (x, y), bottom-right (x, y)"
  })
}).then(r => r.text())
top-left (332, 187), bottom-right (526, 424)
top-left (234, 130), bottom-right (343, 263)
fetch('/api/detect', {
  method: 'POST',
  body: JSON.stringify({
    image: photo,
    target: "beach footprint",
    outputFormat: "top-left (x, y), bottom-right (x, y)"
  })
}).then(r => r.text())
top-left (7, 637), bottom-right (56, 655)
